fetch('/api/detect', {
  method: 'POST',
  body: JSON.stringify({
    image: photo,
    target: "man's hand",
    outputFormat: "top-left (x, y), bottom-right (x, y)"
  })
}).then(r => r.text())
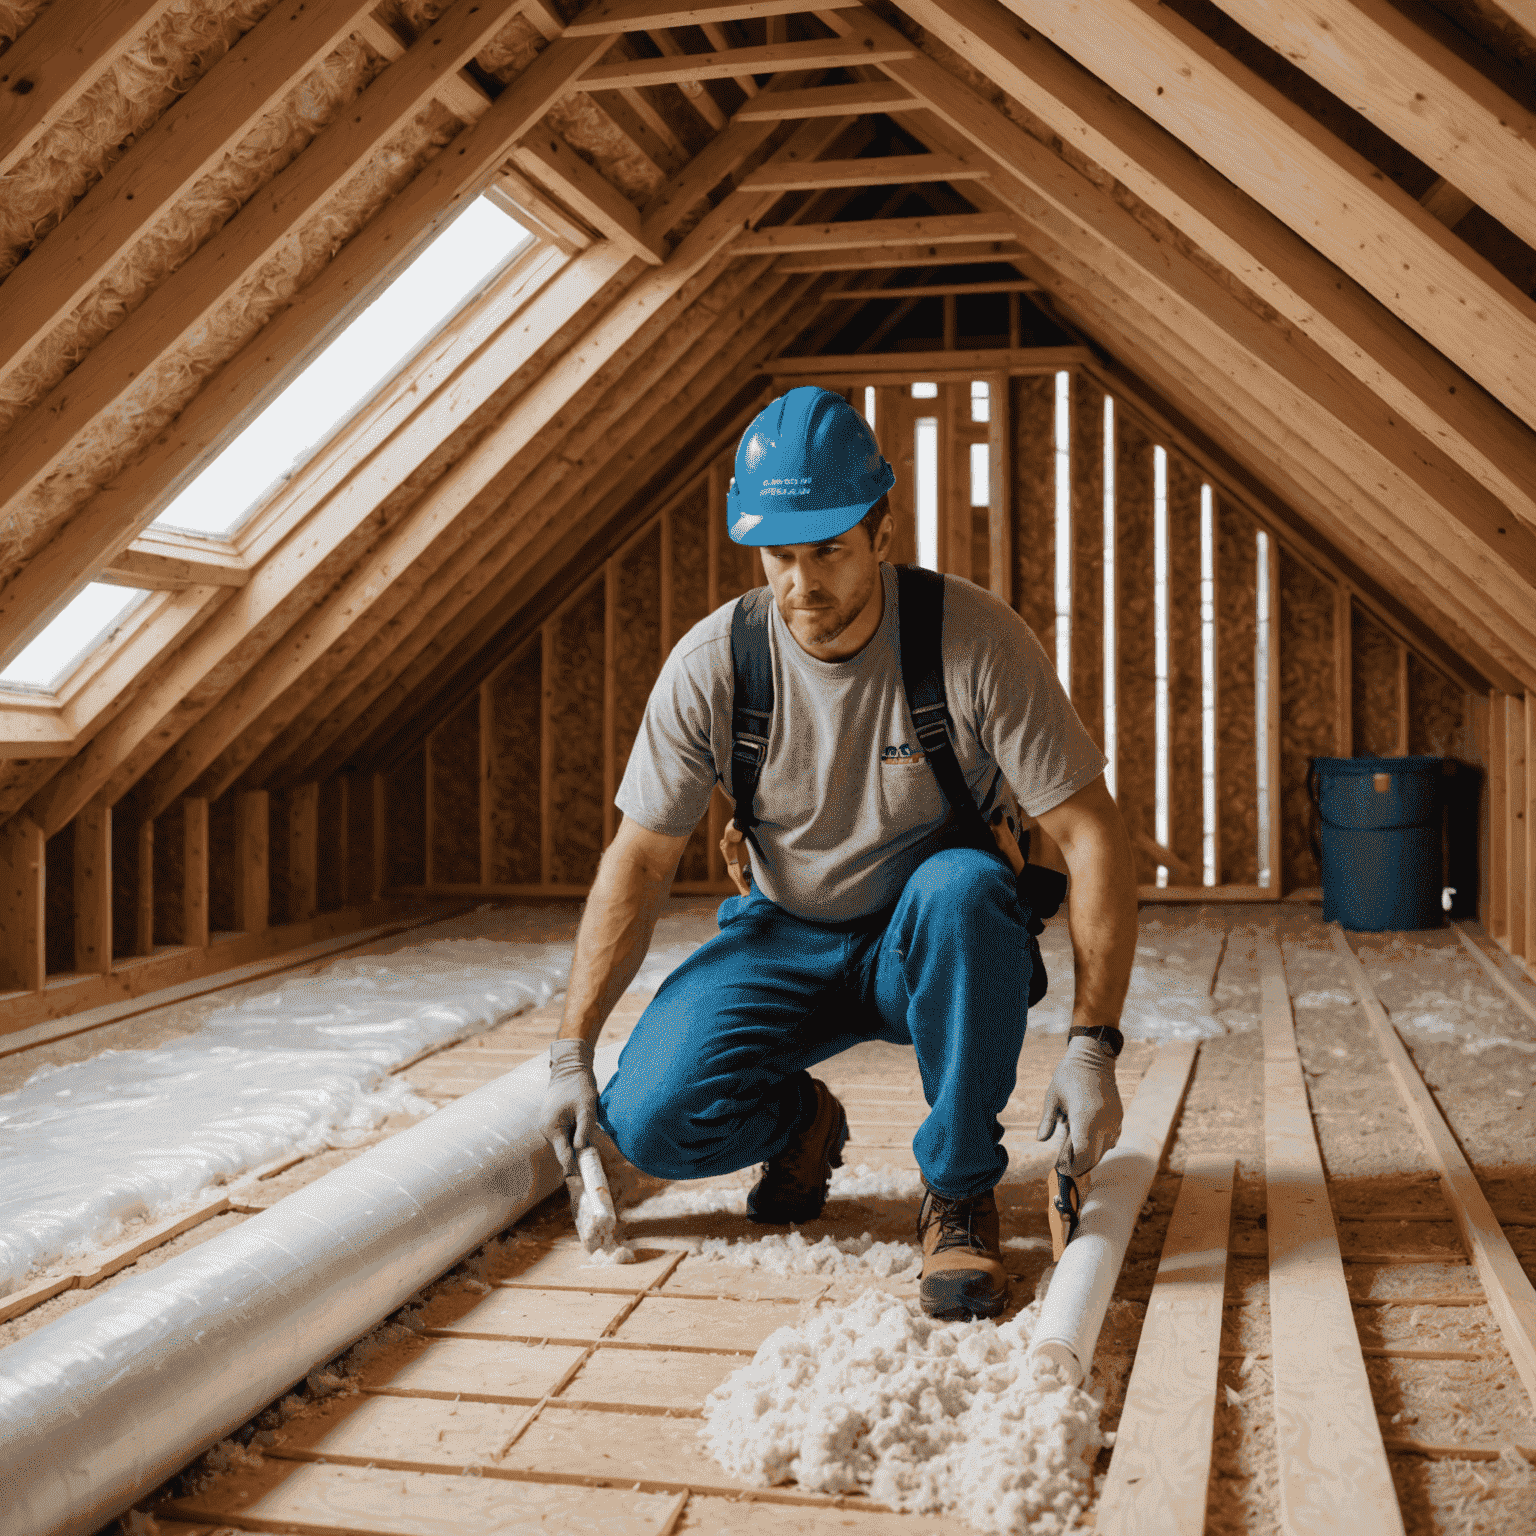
top-left (541, 1038), bottom-right (599, 1176)
top-left (1036, 1037), bottom-right (1123, 1177)
top-left (719, 819), bottom-right (751, 896)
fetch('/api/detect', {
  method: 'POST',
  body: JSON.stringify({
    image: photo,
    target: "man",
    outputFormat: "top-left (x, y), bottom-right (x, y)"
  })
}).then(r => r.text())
top-left (541, 386), bottom-right (1137, 1320)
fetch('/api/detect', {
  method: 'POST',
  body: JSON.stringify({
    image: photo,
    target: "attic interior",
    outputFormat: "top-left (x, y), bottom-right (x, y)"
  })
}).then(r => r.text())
top-left (1, 0), bottom-right (1535, 1533)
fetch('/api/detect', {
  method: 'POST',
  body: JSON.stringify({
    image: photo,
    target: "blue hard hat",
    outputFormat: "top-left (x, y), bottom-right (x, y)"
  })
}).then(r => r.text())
top-left (726, 386), bottom-right (896, 546)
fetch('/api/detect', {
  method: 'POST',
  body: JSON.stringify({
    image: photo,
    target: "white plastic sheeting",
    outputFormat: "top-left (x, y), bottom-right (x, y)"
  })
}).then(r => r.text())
top-left (0, 935), bottom-right (703, 1296)
top-left (0, 1046), bottom-right (618, 1536)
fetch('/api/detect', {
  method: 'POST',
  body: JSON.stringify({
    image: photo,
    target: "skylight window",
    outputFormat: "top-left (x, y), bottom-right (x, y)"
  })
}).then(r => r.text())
top-left (1, 584), bottom-right (149, 692)
top-left (154, 197), bottom-right (531, 538)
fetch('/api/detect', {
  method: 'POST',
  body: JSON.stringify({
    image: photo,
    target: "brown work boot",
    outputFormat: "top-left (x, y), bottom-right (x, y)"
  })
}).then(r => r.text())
top-left (917, 1184), bottom-right (1008, 1320)
top-left (747, 1078), bottom-right (848, 1225)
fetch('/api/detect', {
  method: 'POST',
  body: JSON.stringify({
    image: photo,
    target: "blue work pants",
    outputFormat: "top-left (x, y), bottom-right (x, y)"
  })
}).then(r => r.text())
top-left (598, 846), bottom-right (1033, 1200)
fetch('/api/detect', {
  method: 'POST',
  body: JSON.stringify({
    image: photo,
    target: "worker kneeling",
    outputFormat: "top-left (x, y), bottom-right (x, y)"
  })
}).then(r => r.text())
top-left (541, 386), bottom-right (1138, 1322)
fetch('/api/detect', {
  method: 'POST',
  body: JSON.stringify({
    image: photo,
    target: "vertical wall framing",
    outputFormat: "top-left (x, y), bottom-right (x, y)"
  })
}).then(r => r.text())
top-left (386, 368), bottom-right (1484, 916)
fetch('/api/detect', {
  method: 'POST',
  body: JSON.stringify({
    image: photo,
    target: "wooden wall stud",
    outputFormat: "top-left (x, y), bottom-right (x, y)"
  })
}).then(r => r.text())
top-left (371, 773), bottom-right (388, 902)
top-left (1527, 697), bottom-right (1536, 969)
top-left (479, 682), bottom-right (494, 886)
top-left (1334, 586), bottom-right (1353, 757)
top-left (1490, 692), bottom-right (1509, 940)
top-left (603, 558), bottom-right (618, 848)
top-left (540, 620), bottom-right (555, 888)
top-left (1396, 642), bottom-right (1411, 756)
top-left (182, 797), bottom-right (209, 951)
top-left (1508, 694), bottom-right (1528, 959)
top-left (73, 798), bottom-right (112, 976)
top-left (288, 782), bottom-right (320, 924)
top-left (233, 790), bottom-right (269, 933)
top-left (0, 817), bottom-right (46, 993)
top-left (136, 818), bottom-right (155, 957)
top-left (987, 371), bottom-right (1013, 607)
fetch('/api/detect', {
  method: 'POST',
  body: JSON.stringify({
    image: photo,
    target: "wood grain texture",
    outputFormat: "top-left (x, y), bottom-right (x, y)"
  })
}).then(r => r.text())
top-left (152, 801), bottom-right (187, 947)
top-left (316, 777), bottom-right (348, 914)
top-left (44, 822), bottom-right (74, 977)
top-left (489, 640), bottom-right (543, 888)
top-left (385, 749), bottom-right (427, 890)
top-left (345, 774), bottom-right (373, 909)
top-left (669, 483), bottom-right (713, 884)
top-left (1011, 374), bottom-right (1055, 646)
top-left (1259, 934), bottom-right (1404, 1536)
top-left (1279, 550), bottom-right (1336, 892)
top-left (1115, 411), bottom-right (1158, 883)
top-left (206, 792), bottom-right (236, 935)
top-left (1097, 1156), bottom-right (1233, 1536)
top-left (1406, 656), bottom-right (1466, 758)
top-left (74, 799), bottom-right (112, 974)
top-left (1167, 452), bottom-right (1204, 879)
top-left (550, 581), bottom-right (607, 888)
top-left (287, 783), bottom-right (319, 926)
top-left (1070, 371), bottom-right (1105, 750)
top-left (430, 696), bottom-right (482, 887)
top-left (111, 808), bottom-right (144, 960)
top-left (1216, 498), bottom-right (1259, 885)
top-left (1331, 927), bottom-right (1536, 1412)
top-left (1507, 693), bottom-right (1528, 958)
top-left (183, 797), bottom-right (209, 951)
top-left (233, 790), bottom-right (269, 933)
top-left (1490, 693), bottom-right (1509, 938)
top-left (1352, 608), bottom-right (1402, 758)
top-left (614, 526), bottom-right (663, 823)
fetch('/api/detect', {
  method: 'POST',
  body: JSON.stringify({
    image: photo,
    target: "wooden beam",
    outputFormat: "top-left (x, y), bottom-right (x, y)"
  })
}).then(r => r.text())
top-left (73, 796), bottom-right (112, 975)
top-left (773, 240), bottom-right (1025, 271)
top-left (371, 774), bottom-right (388, 902)
top-left (1258, 934), bottom-right (1404, 1535)
top-left (988, 369), bottom-right (1012, 606)
top-left (982, 0), bottom-right (1536, 433)
top-left (1491, 691), bottom-right (1509, 938)
top-left (1209, 0), bottom-right (1536, 256)
top-left (886, 0), bottom-right (1536, 543)
top-left (603, 559), bottom-right (618, 849)
top-left (0, 0), bottom-right (175, 178)
top-left (0, 817), bottom-right (46, 992)
top-left (1508, 694), bottom-right (1528, 959)
top-left (820, 280), bottom-right (1039, 300)
top-left (1334, 585), bottom-right (1352, 757)
top-left (511, 129), bottom-right (664, 262)
top-left (1396, 642), bottom-right (1411, 757)
top-left (736, 212), bottom-right (1017, 252)
top-left (0, 0), bottom-right (536, 521)
top-left (488, 169), bottom-right (592, 255)
top-left (101, 533), bottom-right (249, 590)
top-left (233, 790), bottom-right (269, 934)
top-left (577, 33), bottom-right (915, 88)
top-left (566, 0), bottom-right (821, 34)
top-left (288, 783), bottom-right (319, 924)
top-left (135, 816), bottom-right (154, 956)
top-left (770, 345), bottom-right (1090, 378)
top-left (0, 27), bottom-right (617, 672)
top-left (737, 153), bottom-right (988, 191)
top-left (477, 684), bottom-right (494, 887)
top-left (1330, 927), bottom-right (1536, 1413)
top-left (1529, 697), bottom-right (1536, 971)
top-left (182, 796), bottom-right (209, 950)
top-left (1419, 176), bottom-right (1476, 229)
top-left (732, 80), bottom-right (925, 119)
top-left (0, 0), bottom-right (380, 394)
top-left (539, 623), bottom-right (554, 887)
top-left (642, 28), bottom-right (729, 130)
top-left (1096, 1156), bottom-right (1232, 1535)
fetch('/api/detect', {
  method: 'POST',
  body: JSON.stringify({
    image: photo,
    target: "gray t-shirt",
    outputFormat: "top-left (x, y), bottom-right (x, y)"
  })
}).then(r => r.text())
top-left (616, 564), bottom-right (1107, 921)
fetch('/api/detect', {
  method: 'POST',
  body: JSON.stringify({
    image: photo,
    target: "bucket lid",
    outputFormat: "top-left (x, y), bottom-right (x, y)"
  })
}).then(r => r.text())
top-left (1309, 754), bottom-right (1445, 777)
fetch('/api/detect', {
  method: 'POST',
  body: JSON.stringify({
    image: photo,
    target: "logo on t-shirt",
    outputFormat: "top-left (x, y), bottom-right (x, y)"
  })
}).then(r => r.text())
top-left (881, 743), bottom-right (927, 767)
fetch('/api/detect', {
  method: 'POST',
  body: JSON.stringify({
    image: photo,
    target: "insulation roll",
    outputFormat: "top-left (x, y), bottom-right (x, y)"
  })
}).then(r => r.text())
top-left (0, 1043), bottom-right (619, 1536)
top-left (1029, 1042), bottom-right (1197, 1386)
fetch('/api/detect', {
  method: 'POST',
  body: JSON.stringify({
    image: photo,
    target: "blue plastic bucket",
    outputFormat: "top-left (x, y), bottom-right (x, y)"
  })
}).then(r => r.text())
top-left (1310, 755), bottom-right (1444, 931)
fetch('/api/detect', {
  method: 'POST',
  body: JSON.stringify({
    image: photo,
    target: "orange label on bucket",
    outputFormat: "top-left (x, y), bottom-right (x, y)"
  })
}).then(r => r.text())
top-left (1373, 773), bottom-right (1391, 793)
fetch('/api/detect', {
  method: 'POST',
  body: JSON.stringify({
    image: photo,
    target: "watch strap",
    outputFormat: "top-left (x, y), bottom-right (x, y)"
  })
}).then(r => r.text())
top-left (1069, 1023), bottom-right (1125, 1057)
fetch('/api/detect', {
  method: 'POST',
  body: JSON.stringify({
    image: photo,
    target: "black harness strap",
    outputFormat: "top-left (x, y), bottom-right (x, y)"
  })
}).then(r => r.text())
top-left (728, 586), bottom-right (775, 855)
top-left (895, 565), bottom-right (996, 852)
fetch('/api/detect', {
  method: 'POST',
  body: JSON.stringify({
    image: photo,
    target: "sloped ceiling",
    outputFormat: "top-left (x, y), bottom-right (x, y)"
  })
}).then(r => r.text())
top-left (1, 0), bottom-right (1534, 841)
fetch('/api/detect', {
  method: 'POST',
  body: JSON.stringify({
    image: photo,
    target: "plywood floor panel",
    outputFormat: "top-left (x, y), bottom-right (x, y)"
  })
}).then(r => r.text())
top-left (557, 1347), bottom-right (744, 1410)
top-left (612, 1294), bottom-right (803, 1353)
top-left (419, 1286), bottom-right (633, 1341)
top-left (364, 1336), bottom-right (586, 1403)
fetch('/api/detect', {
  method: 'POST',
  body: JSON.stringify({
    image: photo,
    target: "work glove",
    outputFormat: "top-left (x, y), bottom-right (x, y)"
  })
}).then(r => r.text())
top-left (541, 1038), bottom-right (599, 1177)
top-left (1036, 1036), bottom-right (1122, 1178)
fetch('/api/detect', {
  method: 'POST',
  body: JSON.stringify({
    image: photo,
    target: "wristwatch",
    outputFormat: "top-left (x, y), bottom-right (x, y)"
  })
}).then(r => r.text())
top-left (1069, 1023), bottom-right (1125, 1057)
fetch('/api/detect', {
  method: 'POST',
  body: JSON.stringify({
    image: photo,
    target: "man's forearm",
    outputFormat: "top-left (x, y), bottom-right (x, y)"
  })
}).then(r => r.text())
top-left (1066, 852), bottom-right (1137, 1028)
top-left (557, 843), bottom-right (672, 1044)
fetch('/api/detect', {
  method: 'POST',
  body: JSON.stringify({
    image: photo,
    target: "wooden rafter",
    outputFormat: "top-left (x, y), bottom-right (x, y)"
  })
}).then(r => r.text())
top-left (0, 0), bottom-right (381, 395)
top-left (565, 0), bottom-right (821, 34)
top-left (734, 212), bottom-right (1016, 251)
top-left (774, 241), bottom-right (1024, 270)
top-left (577, 32), bottom-right (915, 87)
top-left (978, 0), bottom-right (1536, 433)
top-left (737, 153), bottom-right (987, 189)
top-left (888, 0), bottom-right (1536, 542)
top-left (732, 80), bottom-right (924, 118)
top-left (0, 0), bottom-right (176, 179)
top-left (0, 28), bottom-right (616, 673)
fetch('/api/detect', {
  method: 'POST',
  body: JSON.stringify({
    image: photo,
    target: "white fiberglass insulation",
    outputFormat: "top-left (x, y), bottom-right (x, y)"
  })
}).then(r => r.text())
top-left (700, 1288), bottom-right (1105, 1535)
top-left (0, 924), bottom-right (704, 1295)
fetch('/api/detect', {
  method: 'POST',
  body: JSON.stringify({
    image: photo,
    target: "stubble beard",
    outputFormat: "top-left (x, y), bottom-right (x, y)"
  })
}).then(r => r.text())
top-left (781, 562), bottom-right (880, 649)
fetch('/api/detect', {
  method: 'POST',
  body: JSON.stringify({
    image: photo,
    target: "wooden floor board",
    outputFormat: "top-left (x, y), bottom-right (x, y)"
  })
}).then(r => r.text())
top-left (1259, 933), bottom-right (1405, 1535)
top-left (1096, 1155), bottom-right (1233, 1535)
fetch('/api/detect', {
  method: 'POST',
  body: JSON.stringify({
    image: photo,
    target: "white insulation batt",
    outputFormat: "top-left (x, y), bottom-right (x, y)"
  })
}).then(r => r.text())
top-left (0, 930), bottom-right (703, 1296)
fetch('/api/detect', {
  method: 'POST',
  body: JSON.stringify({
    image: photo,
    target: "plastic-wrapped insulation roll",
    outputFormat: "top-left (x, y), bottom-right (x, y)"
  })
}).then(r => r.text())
top-left (1030, 1042), bottom-right (1197, 1386)
top-left (0, 1043), bottom-right (618, 1536)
